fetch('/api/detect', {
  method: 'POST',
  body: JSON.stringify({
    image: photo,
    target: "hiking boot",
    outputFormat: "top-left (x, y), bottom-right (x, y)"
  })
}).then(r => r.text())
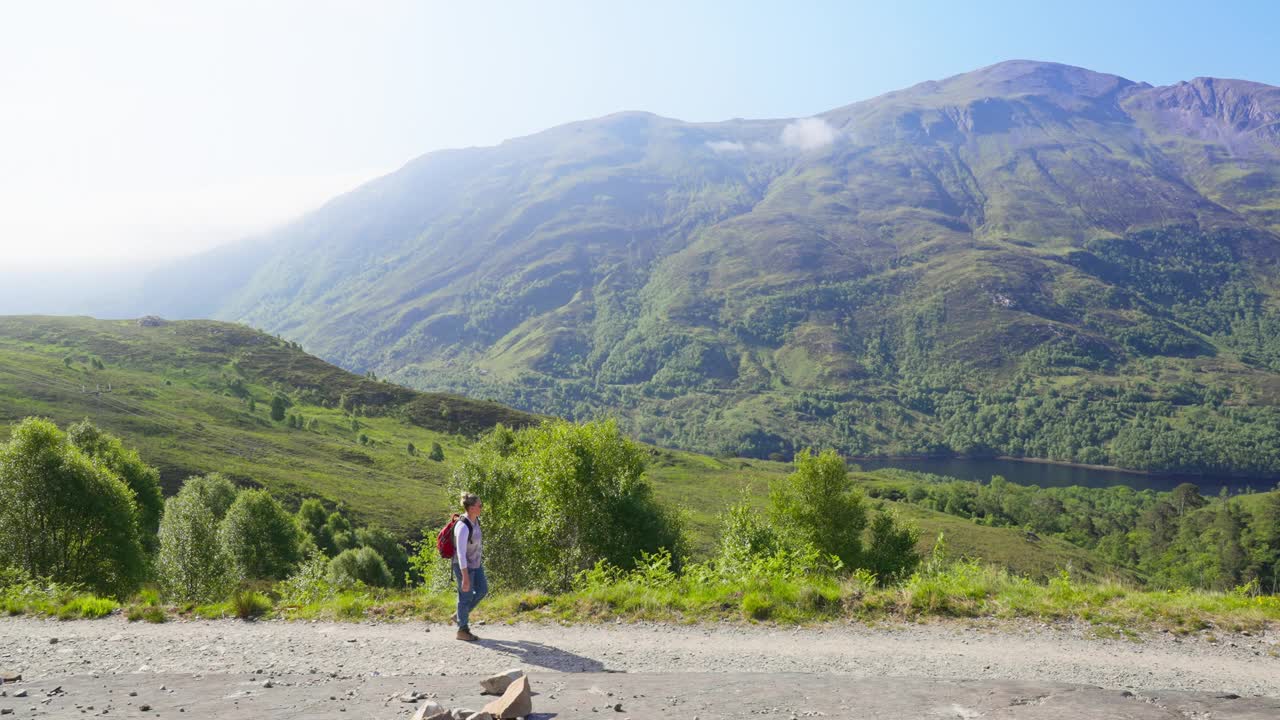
top-left (456, 628), bottom-right (479, 642)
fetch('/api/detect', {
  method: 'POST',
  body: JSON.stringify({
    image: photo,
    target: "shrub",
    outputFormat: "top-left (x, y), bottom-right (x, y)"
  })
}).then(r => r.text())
top-left (157, 487), bottom-right (234, 603)
top-left (354, 526), bottom-right (409, 586)
top-left (231, 589), bottom-right (273, 619)
top-left (179, 473), bottom-right (238, 520)
top-left (862, 510), bottom-right (922, 583)
top-left (270, 395), bottom-right (287, 422)
top-left (0, 418), bottom-right (147, 596)
top-left (220, 490), bottom-right (304, 581)
top-left (276, 553), bottom-right (335, 607)
top-left (297, 499), bottom-right (336, 556)
top-left (769, 448), bottom-right (867, 569)
top-left (428, 442), bottom-right (445, 462)
top-left (68, 420), bottom-right (164, 551)
top-left (328, 547), bottom-right (393, 588)
top-left (455, 420), bottom-right (684, 590)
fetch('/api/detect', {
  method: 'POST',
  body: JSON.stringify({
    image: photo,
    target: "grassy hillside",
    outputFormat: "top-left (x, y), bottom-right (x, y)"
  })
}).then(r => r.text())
top-left (133, 61), bottom-right (1280, 476)
top-left (0, 316), bottom-right (534, 535)
top-left (0, 315), bottom-right (1125, 581)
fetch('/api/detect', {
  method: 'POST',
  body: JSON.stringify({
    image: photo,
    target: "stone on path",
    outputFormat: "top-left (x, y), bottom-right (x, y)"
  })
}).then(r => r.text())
top-left (482, 675), bottom-right (532, 719)
top-left (480, 668), bottom-right (525, 696)
top-left (412, 700), bottom-right (451, 720)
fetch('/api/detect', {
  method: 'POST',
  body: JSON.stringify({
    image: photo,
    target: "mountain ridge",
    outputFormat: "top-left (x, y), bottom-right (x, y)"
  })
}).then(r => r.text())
top-left (130, 60), bottom-right (1280, 472)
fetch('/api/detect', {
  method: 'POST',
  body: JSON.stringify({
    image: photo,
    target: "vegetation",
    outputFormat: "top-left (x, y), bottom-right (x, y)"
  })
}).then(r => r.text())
top-left (447, 419), bottom-right (684, 590)
top-left (1, 414), bottom-right (1278, 633)
top-left (867, 471), bottom-right (1280, 593)
top-left (0, 418), bottom-right (147, 596)
top-left (219, 489), bottom-right (304, 582)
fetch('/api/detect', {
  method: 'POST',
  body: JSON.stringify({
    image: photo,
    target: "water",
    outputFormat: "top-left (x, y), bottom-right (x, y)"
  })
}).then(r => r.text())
top-left (853, 457), bottom-right (1280, 496)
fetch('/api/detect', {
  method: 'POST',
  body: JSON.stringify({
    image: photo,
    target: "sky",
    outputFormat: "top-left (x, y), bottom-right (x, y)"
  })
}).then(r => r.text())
top-left (2, 0), bottom-right (1278, 267)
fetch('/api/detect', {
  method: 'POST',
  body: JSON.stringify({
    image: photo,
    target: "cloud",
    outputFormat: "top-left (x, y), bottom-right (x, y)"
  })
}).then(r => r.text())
top-left (780, 117), bottom-right (839, 151)
top-left (706, 140), bottom-right (746, 153)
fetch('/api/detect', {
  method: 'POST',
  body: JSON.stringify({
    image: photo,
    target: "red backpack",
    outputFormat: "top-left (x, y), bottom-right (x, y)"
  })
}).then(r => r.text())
top-left (436, 514), bottom-right (473, 559)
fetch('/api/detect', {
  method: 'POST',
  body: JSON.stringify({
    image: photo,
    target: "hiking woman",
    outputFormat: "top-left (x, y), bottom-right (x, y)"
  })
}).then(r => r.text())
top-left (452, 492), bottom-right (487, 641)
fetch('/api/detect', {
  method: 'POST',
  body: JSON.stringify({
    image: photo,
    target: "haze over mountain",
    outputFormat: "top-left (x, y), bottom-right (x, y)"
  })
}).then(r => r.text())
top-left (129, 60), bottom-right (1280, 471)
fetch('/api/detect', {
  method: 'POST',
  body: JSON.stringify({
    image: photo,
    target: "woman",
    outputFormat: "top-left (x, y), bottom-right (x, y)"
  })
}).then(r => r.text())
top-left (452, 492), bottom-right (487, 641)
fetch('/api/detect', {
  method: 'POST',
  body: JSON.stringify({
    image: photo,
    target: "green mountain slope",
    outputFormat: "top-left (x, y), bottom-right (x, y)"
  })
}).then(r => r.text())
top-left (0, 316), bottom-right (534, 534)
top-left (0, 315), bottom-right (1127, 580)
top-left (149, 60), bottom-right (1280, 474)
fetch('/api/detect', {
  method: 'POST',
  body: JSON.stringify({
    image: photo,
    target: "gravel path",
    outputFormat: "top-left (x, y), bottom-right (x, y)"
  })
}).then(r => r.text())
top-left (1, 617), bottom-right (1276, 695)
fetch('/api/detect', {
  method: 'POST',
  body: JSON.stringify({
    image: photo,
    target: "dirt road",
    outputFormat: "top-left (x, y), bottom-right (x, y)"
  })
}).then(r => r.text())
top-left (0, 617), bottom-right (1276, 718)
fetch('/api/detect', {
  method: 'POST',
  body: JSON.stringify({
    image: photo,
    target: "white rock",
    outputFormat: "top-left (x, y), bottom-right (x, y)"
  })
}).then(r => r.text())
top-left (413, 700), bottom-right (451, 720)
top-left (480, 668), bottom-right (525, 695)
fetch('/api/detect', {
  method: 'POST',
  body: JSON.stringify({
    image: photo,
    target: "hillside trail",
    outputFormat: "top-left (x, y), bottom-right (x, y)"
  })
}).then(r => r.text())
top-left (1, 617), bottom-right (1277, 718)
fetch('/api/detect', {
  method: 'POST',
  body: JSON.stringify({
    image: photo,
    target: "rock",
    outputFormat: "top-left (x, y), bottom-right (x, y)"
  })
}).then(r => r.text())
top-left (480, 668), bottom-right (525, 695)
top-left (13, 689), bottom-right (27, 698)
top-left (412, 700), bottom-right (451, 720)
top-left (464, 713), bottom-right (493, 720)
top-left (0, 671), bottom-right (20, 684)
top-left (261, 679), bottom-right (274, 688)
top-left (1, 708), bottom-right (12, 715)
top-left (482, 675), bottom-right (532, 719)
top-left (139, 705), bottom-right (151, 711)
top-left (400, 691), bottom-right (423, 703)
top-left (450, 710), bottom-right (476, 720)
top-left (48, 637), bottom-right (58, 644)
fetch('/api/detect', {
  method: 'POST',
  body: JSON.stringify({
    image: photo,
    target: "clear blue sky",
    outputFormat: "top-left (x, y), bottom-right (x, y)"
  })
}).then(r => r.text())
top-left (2, 0), bottom-right (1277, 265)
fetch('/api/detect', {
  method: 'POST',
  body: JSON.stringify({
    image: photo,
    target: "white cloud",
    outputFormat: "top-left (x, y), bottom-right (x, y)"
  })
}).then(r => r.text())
top-left (780, 117), bottom-right (839, 151)
top-left (706, 140), bottom-right (746, 153)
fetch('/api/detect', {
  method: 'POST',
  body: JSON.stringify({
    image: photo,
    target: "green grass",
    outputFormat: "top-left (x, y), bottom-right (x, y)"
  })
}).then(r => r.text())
top-left (175, 565), bottom-right (1280, 632)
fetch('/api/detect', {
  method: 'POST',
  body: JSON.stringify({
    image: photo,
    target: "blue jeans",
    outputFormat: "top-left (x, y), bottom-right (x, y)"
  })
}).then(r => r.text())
top-left (452, 564), bottom-right (488, 630)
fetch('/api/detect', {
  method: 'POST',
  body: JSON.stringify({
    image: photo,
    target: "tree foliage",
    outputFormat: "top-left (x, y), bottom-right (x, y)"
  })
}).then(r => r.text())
top-left (453, 420), bottom-right (684, 590)
top-left (157, 484), bottom-right (234, 603)
top-left (768, 448), bottom-right (867, 568)
top-left (0, 418), bottom-right (147, 595)
top-left (219, 489), bottom-right (303, 581)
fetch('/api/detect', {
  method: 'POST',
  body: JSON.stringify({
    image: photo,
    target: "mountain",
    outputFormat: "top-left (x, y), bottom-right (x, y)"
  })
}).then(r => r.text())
top-left (144, 60), bottom-right (1280, 474)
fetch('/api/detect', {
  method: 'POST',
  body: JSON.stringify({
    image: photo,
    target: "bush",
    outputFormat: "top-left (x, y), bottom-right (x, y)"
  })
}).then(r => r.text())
top-left (354, 526), bottom-right (409, 586)
top-left (297, 499), bottom-right (336, 556)
top-left (231, 589), bottom-right (273, 619)
top-left (276, 553), bottom-right (335, 607)
top-left (157, 486), bottom-right (234, 603)
top-left (270, 395), bottom-right (287, 422)
top-left (456, 420), bottom-right (684, 590)
top-left (0, 418), bottom-right (147, 596)
top-left (220, 490), bottom-right (304, 581)
top-left (862, 510), bottom-right (922, 583)
top-left (180, 473), bottom-right (238, 520)
top-left (328, 547), bottom-right (393, 588)
top-left (68, 420), bottom-right (165, 551)
top-left (428, 442), bottom-right (445, 462)
top-left (769, 449), bottom-right (867, 569)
